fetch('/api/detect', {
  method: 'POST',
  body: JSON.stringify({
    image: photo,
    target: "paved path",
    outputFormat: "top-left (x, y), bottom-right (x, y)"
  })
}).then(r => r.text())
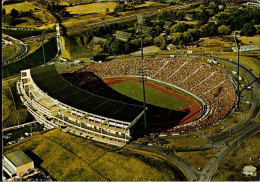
top-left (126, 143), bottom-right (200, 181)
top-left (199, 56), bottom-right (260, 181)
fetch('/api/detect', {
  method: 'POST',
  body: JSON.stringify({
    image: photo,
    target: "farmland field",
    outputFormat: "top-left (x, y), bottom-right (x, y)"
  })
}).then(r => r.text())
top-left (66, 2), bottom-right (117, 14)
top-left (3, 1), bottom-right (38, 14)
top-left (3, 129), bottom-right (186, 181)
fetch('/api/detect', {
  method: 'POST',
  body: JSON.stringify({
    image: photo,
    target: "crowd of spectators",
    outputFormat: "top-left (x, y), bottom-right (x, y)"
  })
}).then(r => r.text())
top-left (62, 58), bottom-right (236, 134)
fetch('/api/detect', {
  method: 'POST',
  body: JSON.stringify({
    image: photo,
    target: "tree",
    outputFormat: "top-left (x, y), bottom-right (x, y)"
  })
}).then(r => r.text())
top-left (218, 25), bottom-right (230, 35)
top-left (10, 8), bottom-right (19, 19)
top-left (106, 8), bottom-right (109, 13)
top-left (59, 10), bottom-right (71, 18)
top-left (3, 14), bottom-right (13, 25)
top-left (143, 36), bottom-right (153, 46)
top-left (241, 23), bottom-right (256, 36)
top-left (171, 32), bottom-right (183, 45)
top-left (170, 22), bottom-right (188, 33)
top-left (154, 35), bottom-right (167, 50)
top-left (177, 10), bottom-right (185, 20)
top-left (3, 8), bottom-right (6, 15)
top-left (183, 30), bottom-right (193, 44)
top-left (93, 45), bottom-right (103, 55)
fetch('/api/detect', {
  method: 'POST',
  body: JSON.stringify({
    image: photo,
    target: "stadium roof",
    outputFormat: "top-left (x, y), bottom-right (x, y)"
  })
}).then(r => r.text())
top-left (5, 150), bottom-right (32, 167)
top-left (30, 65), bottom-right (144, 122)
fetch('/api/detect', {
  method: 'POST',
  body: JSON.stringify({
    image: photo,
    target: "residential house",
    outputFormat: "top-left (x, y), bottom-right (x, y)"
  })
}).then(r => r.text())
top-left (137, 26), bottom-right (153, 34)
top-left (115, 30), bottom-right (132, 41)
top-left (243, 165), bottom-right (257, 176)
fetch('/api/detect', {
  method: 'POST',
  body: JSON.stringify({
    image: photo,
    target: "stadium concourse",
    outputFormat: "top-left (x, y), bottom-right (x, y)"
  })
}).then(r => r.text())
top-left (64, 58), bottom-right (236, 135)
top-left (17, 65), bottom-right (144, 147)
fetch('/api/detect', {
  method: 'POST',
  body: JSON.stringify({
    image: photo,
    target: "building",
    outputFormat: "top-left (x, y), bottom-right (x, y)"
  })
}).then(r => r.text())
top-left (243, 165), bottom-right (257, 176)
top-left (92, 36), bottom-right (107, 44)
top-left (115, 30), bottom-right (132, 41)
top-left (3, 150), bottom-right (34, 178)
top-left (17, 65), bottom-right (144, 147)
top-left (167, 44), bottom-right (176, 51)
top-left (137, 26), bottom-right (153, 34)
top-left (241, 2), bottom-right (260, 8)
top-left (184, 14), bottom-right (193, 21)
top-left (232, 45), bottom-right (260, 52)
top-left (164, 21), bottom-right (173, 29)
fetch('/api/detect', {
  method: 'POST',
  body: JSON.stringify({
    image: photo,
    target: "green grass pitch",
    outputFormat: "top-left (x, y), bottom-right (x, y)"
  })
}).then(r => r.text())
top-left (96, 80), bottom-right (188, 111)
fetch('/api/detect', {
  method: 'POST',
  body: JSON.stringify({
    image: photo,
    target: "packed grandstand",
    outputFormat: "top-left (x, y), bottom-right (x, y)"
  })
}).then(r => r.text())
top-left (63, 59), bottom-right (236, 134)
top-left (18, 58), bottom-right (236, 146)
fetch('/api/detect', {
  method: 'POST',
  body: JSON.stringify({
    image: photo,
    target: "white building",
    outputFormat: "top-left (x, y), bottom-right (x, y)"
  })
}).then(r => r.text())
top-left (3, 150), bottom-right (34, 178)
top-left (243, 165), bottom-right (257, 176)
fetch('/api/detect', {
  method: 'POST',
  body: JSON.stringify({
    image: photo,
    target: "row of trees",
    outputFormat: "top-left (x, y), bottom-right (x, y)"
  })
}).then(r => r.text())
top-left (3, 8), bottom-right (19, 25)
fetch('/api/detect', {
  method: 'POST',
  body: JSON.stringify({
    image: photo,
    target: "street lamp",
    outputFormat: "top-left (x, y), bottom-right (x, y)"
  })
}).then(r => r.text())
top-left (137, 14), bottom-right (144, 61)
top-left (41, 31), bottom-right (46, 66)
top-left (233, 35), bottom-right (240, 108)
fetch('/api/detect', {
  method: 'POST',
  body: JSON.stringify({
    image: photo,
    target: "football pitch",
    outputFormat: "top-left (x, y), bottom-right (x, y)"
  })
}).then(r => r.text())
top-left (108, 80), bottom-right (188, 111)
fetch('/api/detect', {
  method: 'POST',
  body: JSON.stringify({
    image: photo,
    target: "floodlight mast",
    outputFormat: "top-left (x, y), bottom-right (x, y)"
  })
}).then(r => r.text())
top-left (139, 66), bottom-right (147, 131)
top-left (137, 14), bottom-right (147, 131)
top-left (41, 31), bottom-right (46, 66)
top-left (137, 15), bottom-right (144, 60)
top-left (234, 36), bottom-right (240, 108)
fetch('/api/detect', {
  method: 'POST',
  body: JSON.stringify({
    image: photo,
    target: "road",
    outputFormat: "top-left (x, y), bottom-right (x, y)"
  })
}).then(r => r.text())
top-left (199, 56), bottom-right (260, 181)
top-left (126, 143), bottom-right (200, 181)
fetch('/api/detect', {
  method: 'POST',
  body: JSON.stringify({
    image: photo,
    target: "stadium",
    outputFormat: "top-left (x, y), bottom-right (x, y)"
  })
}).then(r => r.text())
top-left (17, 58), bottom-right (236, 146)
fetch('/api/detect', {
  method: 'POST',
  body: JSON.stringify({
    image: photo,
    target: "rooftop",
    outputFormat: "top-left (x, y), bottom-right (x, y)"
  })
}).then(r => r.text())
top-left (30, 65), bottom-right (144, 123)
top-left (5, 150), bottom-right (32, 167)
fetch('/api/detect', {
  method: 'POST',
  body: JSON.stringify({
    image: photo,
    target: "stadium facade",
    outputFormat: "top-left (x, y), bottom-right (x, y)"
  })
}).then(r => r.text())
top-left (17, 65), bottom-right (144, 147)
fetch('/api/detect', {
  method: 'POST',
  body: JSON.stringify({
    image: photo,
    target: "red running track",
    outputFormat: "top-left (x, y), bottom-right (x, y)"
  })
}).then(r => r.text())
top-left (102, 77), bottom-right (201, 125)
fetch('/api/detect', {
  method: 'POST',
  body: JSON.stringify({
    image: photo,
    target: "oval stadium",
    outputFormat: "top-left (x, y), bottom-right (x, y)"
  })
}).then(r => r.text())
top-left (18, 58), bottom-right (236, 146)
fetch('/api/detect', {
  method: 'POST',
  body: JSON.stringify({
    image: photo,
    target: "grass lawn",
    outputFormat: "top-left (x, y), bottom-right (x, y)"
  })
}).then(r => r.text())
top-left (24, 39), bottom-right (42, 56)
top-left (163, 133), bottom-right (206, 148)
top-left (66, 2), bottom-right (117, 15)
top-left (177, 149), bottom-right (218, 171)
top-left (107, 80), bottom-right (188, 110)
top-left (202, 124), bottom-right (227, 136)
top-left (217, 53), bottom-right (260, 76)
top-left (177, 20), bottom-right (199, 25)
top-left (2, 43), bottom-right (22, 62)
top-left (131, 46), bottom-right (160, 56)
top-left (2, 77), bottom-right (33, 128)
top-left (3, 1), bottom-right (38, 14)
top-left (3, 129), bottom-right (186, 181)
top-left (238, 36), bottom-right (260, 45)
top-left (212, 132), bottom-right (260, 181)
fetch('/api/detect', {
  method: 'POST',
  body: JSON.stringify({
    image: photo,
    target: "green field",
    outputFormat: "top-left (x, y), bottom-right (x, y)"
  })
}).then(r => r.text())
top-left (2, 43), bottom-right (22, 62)
top-left (212, 132), bottom-right (260, 181)
top-left (3, 129), bottom-right (186, 181)
top-left (2, 77), bottom-right (33, 128)
top-left (3, 1), bottom-right (38, 14)
top-left (95, 80), bottom-right (188, 111)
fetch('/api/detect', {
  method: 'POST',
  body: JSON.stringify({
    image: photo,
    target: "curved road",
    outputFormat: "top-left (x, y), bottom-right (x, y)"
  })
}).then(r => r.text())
top-left (199, 56), bottom-right (260, 181)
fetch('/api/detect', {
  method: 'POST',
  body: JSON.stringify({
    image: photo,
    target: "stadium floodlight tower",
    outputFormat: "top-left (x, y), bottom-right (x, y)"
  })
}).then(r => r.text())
top-left (233, 35), bottom-right (240, 108)
top-left (41, 31), bottom-right (46, 66)
top-left (137, 14), bottom-right (144, 60)
top-left (137, 14), bottom-right (147, 131)
top-left (138, 65), bottom-right (147, 131)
